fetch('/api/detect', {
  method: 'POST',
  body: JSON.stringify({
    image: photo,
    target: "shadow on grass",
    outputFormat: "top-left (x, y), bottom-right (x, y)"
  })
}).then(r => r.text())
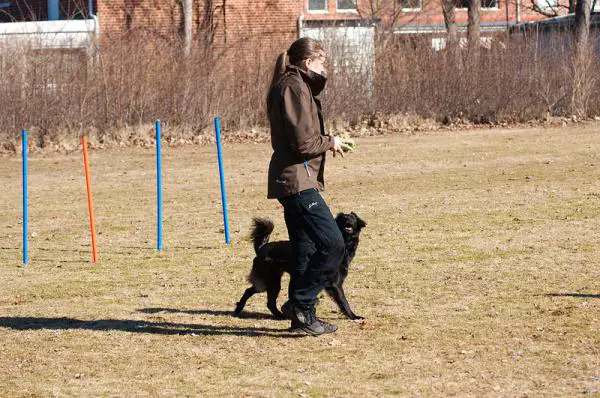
top-left (87, 251), bottom-right (156, 259)
top-left (160, 246), bottom-right (219, 251)
top-left (1, 247), bottom-right (85, 255)
top-left (3, 246), bottom-right (91, 263)
top-left (119, 246), bottom-right (219, 251)
top-left (546, 293), bottom-right (600, 299)
top-left (36, 247), bottom-right (86, 253)
top-left (34, 258), bottom-right (88, 264)
top-left (0, 316), bottom-right (302, 338)
top-left (138, 307), bottom-right (275, 320)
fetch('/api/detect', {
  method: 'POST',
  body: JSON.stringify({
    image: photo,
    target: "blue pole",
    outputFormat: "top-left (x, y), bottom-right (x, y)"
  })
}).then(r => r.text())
top-left (156, 120), bottom-right (163, 252)
top-left (214, 117), bottom-right (230, 244)
top-left (22, 130), bottom-right (28, 265)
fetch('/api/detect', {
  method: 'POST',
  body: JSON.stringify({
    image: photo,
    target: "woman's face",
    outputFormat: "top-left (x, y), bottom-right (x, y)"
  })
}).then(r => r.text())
top-left (304, 52), bottom-right (327, 76)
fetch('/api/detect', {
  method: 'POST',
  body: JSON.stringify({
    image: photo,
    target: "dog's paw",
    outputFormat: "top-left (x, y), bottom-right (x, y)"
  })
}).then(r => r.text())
top-left (351, 315), bottom-right (364, 322)
top-left (233, 307), bottom-right (244, 317)
top-left (269, 309), bottom-right (286, 320)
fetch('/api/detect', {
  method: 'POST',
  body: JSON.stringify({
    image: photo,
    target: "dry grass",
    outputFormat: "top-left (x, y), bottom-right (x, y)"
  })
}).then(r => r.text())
top-left (0, 125), bottom-right (598, 397)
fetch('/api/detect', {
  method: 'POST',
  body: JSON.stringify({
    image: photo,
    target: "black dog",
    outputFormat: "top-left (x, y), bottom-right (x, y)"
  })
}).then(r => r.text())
top-left (234, 212), bottom-right (366, 320)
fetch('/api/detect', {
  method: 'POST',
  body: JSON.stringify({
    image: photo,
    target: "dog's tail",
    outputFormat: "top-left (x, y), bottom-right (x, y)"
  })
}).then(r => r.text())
top-left (251, 218), bottom-right (274, 254)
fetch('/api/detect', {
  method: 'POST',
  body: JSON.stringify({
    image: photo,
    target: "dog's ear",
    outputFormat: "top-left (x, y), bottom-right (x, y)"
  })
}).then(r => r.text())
top-left (335, 213), bottom-right (345, 228)
top-left (351, 212), bottom-right (367, 229)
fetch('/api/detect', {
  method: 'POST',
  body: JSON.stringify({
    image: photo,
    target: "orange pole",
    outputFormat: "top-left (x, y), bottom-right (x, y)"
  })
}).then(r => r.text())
top-left (82, 136), bottom-right (98, 263)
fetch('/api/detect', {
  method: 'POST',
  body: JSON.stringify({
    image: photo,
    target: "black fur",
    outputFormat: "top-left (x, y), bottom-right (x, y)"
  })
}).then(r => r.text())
top-left (234, 212), bottom-right (367, 320)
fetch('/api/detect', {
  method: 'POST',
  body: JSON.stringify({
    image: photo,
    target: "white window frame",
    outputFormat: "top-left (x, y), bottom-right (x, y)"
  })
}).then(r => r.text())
top-left (455, 0), bottom-right (498, 10)
top-left (481, 0), bottom-right (499, 9)
top-left (336, 0), bottom-right (358, 13)
top-left (308, 0), bottom-right (328, 13)
top-left (398, 0), bottom-right (423, 12)
top-left (535, 0), bottom-right (557, 8)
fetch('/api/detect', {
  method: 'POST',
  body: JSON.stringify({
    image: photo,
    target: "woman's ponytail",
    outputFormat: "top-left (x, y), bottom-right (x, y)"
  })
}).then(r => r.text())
top-left (269, 51), bottom-right (289, 89)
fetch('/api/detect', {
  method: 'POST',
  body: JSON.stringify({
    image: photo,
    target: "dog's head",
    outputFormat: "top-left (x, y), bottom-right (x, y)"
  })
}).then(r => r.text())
top-left (335, 212), bottom-right (367, 238)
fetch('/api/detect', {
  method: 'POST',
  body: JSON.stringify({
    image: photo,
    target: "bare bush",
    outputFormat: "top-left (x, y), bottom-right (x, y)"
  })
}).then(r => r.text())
top-left (370, 29), bottom-right (597, 123)
top-left (0, 29), bottom-right (599, 152)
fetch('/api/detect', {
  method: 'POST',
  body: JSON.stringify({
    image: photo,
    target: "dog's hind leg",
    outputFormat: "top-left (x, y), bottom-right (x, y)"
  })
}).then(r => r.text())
top-left (234, 286), bottom-right (258, 317)
top-left (325, 284), bottom-right (363, 320)
top-left (266, 277), bottom-right (285, 319)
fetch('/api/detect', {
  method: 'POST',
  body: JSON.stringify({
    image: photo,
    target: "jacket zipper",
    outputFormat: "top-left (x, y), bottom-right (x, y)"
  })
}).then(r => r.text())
top-left (303, 160), bottom-right (312, 177)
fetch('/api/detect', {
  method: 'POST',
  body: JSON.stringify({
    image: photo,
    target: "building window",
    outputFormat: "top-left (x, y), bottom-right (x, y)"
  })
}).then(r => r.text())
top-left (481, 0), bottom-right (498, 8)
top-left (337, 0), bottom-right (357, 12)
top-left (535, 0), bottom-right (557, 7)
top-left (309, 0), bottom-right (327, 12)
top-left (454, 0), bottom-right (498, 8)
top-left (398, 0), bottom-right (422, 10)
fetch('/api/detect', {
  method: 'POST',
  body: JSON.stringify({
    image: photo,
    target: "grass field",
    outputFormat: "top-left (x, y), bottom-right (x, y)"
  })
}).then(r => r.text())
top-left (0, 124), bottom-right (598, 397)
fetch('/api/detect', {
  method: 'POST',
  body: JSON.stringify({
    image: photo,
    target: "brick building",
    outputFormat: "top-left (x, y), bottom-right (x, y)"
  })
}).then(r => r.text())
top-left (1, 0), bottom-right (556, 50)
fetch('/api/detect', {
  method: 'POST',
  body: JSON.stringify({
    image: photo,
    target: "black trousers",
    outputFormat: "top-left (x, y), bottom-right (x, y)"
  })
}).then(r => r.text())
top-left (278, 188), bottom-right (345, 308)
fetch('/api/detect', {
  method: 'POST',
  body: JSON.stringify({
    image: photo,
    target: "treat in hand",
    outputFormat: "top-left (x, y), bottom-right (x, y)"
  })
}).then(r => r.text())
top-left (338, 134), bottom-right (356, 152)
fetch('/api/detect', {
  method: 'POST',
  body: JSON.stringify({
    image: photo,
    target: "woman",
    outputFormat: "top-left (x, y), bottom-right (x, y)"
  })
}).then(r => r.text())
top-left (266, 37), bottom-right (352, 336)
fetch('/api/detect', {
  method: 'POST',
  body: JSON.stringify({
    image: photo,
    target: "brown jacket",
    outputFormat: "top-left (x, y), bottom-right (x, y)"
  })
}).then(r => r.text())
top-left (266, 66), bottom-right (334, 199)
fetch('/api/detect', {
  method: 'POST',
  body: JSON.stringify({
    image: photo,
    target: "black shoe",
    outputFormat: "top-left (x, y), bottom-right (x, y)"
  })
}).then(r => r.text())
top-left (284, 302), bottom-right (337, 336)
top-left (290, 318), bottom-right (338, 336)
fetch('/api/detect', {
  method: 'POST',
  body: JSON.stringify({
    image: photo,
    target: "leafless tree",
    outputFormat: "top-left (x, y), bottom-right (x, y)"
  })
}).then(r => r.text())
top-left (183, 0), bottom-right (193, 56)
top-left (574, 0), bottom-right (592, 53)
top-left (358, 0), bottom-right (424, 29)
top-left (176, 0), bottom-right (225, 54)
top-left (572, 0), bottom-right (594, 116)
top-left (467, 0), bottom-right (481, 55)
top-left (197, 0), bottom-right (225, 50)
top-left (441, 0), bottom-right (458, 49)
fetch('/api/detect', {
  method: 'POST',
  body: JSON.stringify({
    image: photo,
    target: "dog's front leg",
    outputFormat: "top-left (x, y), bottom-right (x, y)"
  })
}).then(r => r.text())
top-left (234, 286), bottom-right (257, 317)
top-left (325, 284), bottom-right (363, 320)
top-left (266, 278), bottom-right (285, 319)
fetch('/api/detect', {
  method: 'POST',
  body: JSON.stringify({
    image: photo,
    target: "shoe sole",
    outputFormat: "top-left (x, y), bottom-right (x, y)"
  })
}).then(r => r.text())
top-left (289, 325), bottom-right (338, 336)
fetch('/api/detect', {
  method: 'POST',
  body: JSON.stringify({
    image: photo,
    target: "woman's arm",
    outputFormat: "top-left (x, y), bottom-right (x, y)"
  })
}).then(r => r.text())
top-left (280, 85), bottom-right (334, 158)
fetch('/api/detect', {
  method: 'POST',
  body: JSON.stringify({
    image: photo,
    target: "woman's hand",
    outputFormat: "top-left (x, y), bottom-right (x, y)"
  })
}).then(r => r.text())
top-left (331, 136), bottom-right (353, 158)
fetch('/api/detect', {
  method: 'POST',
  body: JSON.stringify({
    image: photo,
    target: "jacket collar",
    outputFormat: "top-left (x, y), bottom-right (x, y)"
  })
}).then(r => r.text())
top-left (287, 65), bottom-right (327, 97)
